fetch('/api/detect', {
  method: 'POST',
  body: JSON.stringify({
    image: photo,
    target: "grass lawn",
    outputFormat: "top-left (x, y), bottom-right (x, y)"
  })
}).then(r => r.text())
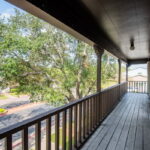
top-left (51, 129), bottom-right (69, 148)
top-left (0, 108), bottom-right (7, 114)
top-left (10, 92), bottom-right (19, 96)
top-left (0, 94), bottom-right (8, 100)
top-left (51, 126), bottom-right (74, 149)
top-left (102, 80), bottom-right (118, 89)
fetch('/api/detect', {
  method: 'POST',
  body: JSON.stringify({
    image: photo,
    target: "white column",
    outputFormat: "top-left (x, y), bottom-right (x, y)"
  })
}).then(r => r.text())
top-left (126, 64), bottom-right (128, 82)
top-left (118, 59), bottom-right (121, 84)
top-left (147, 61), bottom-right (150, 94)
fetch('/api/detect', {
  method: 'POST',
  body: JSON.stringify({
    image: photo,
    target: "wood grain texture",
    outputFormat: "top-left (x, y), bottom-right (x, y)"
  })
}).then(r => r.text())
top-left (81, 93), bottom-right (150, 150)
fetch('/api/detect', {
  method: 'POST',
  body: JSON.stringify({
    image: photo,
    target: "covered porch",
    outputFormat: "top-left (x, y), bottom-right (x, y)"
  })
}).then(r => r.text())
top-left (1, 0), bottom-right (150, 150)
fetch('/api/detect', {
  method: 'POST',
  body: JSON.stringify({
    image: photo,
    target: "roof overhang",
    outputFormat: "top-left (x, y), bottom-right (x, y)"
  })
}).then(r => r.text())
top-left (7, 0), bottom-right (150, 63)
top-left (7, 0), bottom-right (127, 61)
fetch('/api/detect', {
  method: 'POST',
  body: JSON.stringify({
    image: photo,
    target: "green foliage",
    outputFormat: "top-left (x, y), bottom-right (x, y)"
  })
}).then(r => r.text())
top-left (0, 108), bottom-right (7, 113)
top-left (10, 88), bottom-right (19, 93)
top-left (101, 53), bottom-right (118, 87)
top-left (0, 94), bottom-right (8, 100)
top-left (0, 9), bottom-right (119, 105)
top-left (0, 10), bottom-right (97, 105)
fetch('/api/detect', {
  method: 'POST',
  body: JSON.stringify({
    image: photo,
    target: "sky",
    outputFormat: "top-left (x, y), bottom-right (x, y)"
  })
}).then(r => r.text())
top-left (0, 0), bottom-right (24, 18)
top-left (0, 0), bottom-right (148, 78)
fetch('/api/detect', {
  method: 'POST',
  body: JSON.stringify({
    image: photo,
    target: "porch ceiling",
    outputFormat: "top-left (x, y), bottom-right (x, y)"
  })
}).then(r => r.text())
top-left (7, 0), bottom-right (150, 62)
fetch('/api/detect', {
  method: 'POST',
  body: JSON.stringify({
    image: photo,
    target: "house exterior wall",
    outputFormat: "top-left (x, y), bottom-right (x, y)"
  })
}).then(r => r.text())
top-left (128, 75), bottom-right (147, 81)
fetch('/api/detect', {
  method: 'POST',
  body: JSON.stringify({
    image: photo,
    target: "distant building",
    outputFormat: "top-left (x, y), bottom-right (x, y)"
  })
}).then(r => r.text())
top-left (128, 75), bottom-right (147, 81)
top-left (128, 67), bottom-right (147, 81)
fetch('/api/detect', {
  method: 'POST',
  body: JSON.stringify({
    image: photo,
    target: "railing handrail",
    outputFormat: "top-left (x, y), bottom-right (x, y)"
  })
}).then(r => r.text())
top-left (128, 81), bottom-right (147, 82)
top-left (101, 82), bottom-right (127, 93)
top-left (0, 82), bottom-right (127, 139)
top-left (0, 92), bottom-right (99, 138)
top-left (0, 82), bottom-right (127, 150)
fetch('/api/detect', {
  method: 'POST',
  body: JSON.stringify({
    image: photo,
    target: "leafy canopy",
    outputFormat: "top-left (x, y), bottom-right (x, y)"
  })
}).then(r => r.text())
top-left (0, 10), bottom-right (119, 106)
top-left (0, 10), bottom-right (97, 105)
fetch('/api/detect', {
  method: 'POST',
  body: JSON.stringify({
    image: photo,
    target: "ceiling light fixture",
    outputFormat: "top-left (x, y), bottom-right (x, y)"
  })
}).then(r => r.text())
top-left (130, 38), bottom-right (135, 50)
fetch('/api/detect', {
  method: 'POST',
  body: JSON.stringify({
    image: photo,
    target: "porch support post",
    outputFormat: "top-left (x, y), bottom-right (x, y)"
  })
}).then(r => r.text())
top-left (126, 63), bottom-right (128, 82)
top-left (118, 59), bottom-right (121, 84)
top-left (126, 63), bottom-right (129, 92)
top-left (147, 61), bottom-right (150, 95)
top-left (94, 45), bottom-right (104, 92)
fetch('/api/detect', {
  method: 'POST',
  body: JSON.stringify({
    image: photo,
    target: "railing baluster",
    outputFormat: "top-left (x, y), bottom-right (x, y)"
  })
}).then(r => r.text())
top-left (62, 111), bottom-right (66, 150)
top-left (96, 95), bottom-right (98, 125)
top-left (99, 93), bottom-right (102, 122)
top-left (130, 81), bottom-right (131, 92)
top-left (93, 97), bottom-right (96, 128)
top-left (87, 99), bottom-right (90, 135)
top-left (128, 81), bottom-right (147, 93)
top-left (90, 98), bottom-right (92, 131)
top-left (0, 82), bottom-right (128, 150)
top-left (91, 97), bottom-right (94, 130)
top-left (93, 97), bottom-right (95, 128)
top-left (74, 105), bottom-right (77, 148)
top-left (142, 82), bottom-right (145, 93)
top-left (94, 96), bottom-right (96, 126)
top-left (139, 81), bottom-right (140, 93)
top-left (46, 117), bottom-right (51, 150)
top-left (22, 127), bottom-right (28, 150)
top-left (101, 93), bottom-right (103, 119)
top-left (78, 103), bottom-right (82, 143)
top-left (35, 122), bottom-right (41, 150)
top-left (145, 81), bottom-right (146, 93)
top-left (97, 95), bottom-right (99, 124)
top-left (96, 95), bottom-right (100, 122)
top-left (68, 107), bottom-right (72, 150)
top-left (96, 96), bottom-right (98, 125)
top-left (83, 101), bottom-right (86, 139)
top-left (55, 114), bottom-right (59, 150)
top-left (5, 135), bottom-right (12, 150)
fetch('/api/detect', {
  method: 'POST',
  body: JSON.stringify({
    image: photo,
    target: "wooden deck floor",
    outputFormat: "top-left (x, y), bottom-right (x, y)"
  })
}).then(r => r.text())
top-left (81, 93), bottom-right (150, 150)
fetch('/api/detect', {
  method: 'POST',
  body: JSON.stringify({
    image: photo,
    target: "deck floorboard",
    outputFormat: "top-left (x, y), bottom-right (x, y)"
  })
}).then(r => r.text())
top-left (81, 93), bottom-right (150, 150)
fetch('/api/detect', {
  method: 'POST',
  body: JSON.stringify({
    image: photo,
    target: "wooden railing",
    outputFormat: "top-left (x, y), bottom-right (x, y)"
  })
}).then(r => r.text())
top-left (128, 81), bottom-right (147, 93)
top-left (0, 82), bottom-right (127, 150)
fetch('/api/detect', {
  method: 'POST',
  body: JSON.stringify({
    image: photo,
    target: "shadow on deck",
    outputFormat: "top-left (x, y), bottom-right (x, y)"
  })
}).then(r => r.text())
top-left (81, 93), bottom-right (150, 150)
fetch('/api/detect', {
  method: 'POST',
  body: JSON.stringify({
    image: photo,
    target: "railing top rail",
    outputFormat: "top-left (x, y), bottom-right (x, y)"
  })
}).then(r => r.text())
top-left (128, 81), bottom-right (147, 82)
top-left (0, 82), bottom-right (127, 139)
top-left (101, 82), bottom-right (127, 92)
top-left (101, 84), bottom-right (119, 92)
